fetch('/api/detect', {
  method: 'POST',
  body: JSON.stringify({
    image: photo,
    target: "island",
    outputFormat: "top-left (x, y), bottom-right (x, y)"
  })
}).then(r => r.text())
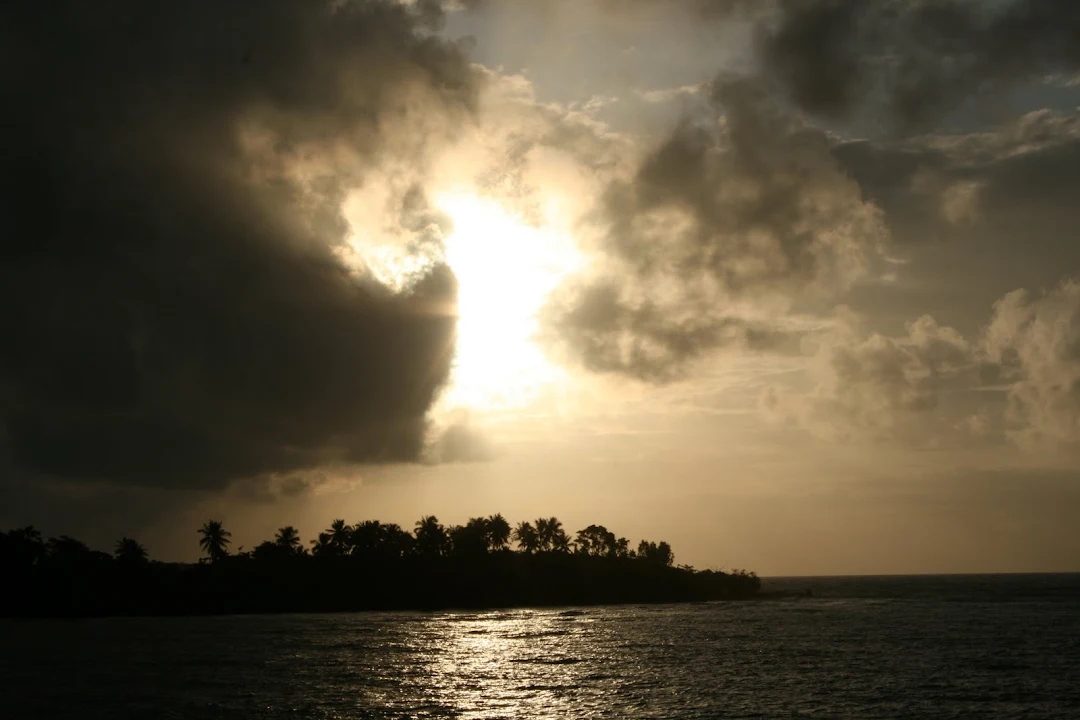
top-left (0, 516), bottom-right (760, 617)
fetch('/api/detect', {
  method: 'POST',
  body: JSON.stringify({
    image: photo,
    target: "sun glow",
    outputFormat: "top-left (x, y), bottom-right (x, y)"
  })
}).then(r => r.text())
top-left (434, 192), bottom-right (582, 412)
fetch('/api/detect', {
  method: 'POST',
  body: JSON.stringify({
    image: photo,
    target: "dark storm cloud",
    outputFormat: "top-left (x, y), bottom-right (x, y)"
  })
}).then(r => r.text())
top-left (751, 0), bottom-right (1080, 128)
top-left (0, 1), bottom-right (481, 488)
top-left (542, 78), bottom-right (884, 379)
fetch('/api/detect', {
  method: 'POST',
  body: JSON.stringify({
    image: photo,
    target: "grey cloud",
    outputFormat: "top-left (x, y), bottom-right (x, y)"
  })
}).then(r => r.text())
top-left (542, 77), bottom-right (885, 380)
top-left (0, 1), bottom-right (480, 489)
top-left (752, 0), bottom-right (1080, 129)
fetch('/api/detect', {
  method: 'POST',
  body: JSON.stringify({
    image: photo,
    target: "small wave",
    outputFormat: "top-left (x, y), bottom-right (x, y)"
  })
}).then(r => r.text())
top-left (519, 683), bottom-right (582, 692)
top-left (402, 703), bottom-right (453, 714)
top-left (557, 610), bottom-right (588, 617)
top-left (446, 613), bottom-right (514, 623)
top-left (510, 657), bottom-right (583, 665)
top-left (506, 629), bottom-right (569, 639)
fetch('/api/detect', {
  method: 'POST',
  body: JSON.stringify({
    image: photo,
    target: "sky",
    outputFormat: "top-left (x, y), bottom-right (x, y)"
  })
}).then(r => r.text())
top-left (2, 0), bottom-right (1080, 575)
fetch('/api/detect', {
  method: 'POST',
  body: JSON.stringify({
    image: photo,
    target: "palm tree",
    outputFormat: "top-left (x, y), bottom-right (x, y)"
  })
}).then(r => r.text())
top-left (551, 527), bottom-right (571, 553)
top-left (114, 537), bottom-right (148, 564)
top-left (535, 517), bottom-right (569, 552)
top-left (485, 514), bottom-right (511, 551)
top-left (449, 518), bottom-right (489, 557)
top-left (274, 526), bottom-right (302, 554)
top-left (310, 532), bottom-right (334, 557)
top-left (380, 523), bottom-right (415, 560)
top-left (351, 520), bottom-right (383, 558)
top-left (414, 516), bottom-right (448, 558)
top-left (512, 521), bottom-right (539, 554)
top-left (328, 519), bottom-right (352, 552)
top-left (198, 520), bottom-right (231, 563)
top-left (535, 517), bottom-right (554, 551)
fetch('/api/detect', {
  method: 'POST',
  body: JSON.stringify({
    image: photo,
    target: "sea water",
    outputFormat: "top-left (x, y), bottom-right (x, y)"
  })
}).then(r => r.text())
top-left (2, 574), bottom-right (1077, 719)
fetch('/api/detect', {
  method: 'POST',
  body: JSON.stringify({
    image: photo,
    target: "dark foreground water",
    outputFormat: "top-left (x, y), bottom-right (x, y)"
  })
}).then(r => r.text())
top-left (2, 574), bottom-right (1078, 719)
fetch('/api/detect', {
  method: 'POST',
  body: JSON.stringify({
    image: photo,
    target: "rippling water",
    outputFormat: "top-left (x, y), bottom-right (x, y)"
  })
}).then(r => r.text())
top-left (2, 574), bottom-right (1078, 719)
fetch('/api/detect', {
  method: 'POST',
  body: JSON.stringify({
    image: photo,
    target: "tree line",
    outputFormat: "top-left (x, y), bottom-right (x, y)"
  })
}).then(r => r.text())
top-left (1, 516), bottom-right (759, 617)
top-left (192, 515), bottom-right (677, 566)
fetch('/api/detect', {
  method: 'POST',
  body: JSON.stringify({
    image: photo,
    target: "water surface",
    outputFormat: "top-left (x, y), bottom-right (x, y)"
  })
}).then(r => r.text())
top-left (2, 574), bottom-right (1078, 718)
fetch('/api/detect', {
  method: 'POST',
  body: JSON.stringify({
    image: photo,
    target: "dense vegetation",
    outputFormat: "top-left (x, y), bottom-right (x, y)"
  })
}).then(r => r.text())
top-left (1, 516), bottom-right (759, 617)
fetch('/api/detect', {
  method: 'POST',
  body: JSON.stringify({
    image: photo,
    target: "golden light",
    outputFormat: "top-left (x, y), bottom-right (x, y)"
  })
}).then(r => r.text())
top-left (434, 192), bottom-right (582, 413)
top-left (342, 182), bottom-right (583, 416)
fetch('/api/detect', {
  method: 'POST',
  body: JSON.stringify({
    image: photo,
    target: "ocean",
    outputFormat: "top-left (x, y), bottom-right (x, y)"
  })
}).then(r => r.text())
top-left (2, 574), bottom-right (1077, 719)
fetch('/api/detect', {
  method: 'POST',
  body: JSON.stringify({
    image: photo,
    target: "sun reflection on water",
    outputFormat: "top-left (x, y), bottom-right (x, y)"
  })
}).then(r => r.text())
top-left (419, 610), bottom-right (604, 719)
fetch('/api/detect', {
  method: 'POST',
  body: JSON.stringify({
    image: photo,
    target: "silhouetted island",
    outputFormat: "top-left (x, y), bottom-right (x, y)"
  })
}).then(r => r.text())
top-left (0, 516), bottom-right (759, 617)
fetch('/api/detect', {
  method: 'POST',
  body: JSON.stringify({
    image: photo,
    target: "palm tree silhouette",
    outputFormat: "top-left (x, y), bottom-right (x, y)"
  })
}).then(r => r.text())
top-left (535, 517), bottom-right (569, 552)
top-left (310, 532), bottom-right (334, 557)
top-left (551, 528), bottom-right (571, 553)
top-left (350, 520), bottom-right (383, 558)
top-left (198, 520), bottom-right (232, 563)
top-left (274, 526), bottom-right (302, 554)
top-left (485, 514), bottom-right (511, 551)
top-left (380, 523), bottom-right (415, 559)
top-left (449, 518), bottom-right (489, 557)
top-left (328, 519), bottom-right (352, 553)
top-left (414, 516), bottom-right (448, 558)
top-left (114, 537), bottom-right (148, 564)
top-left (512, 521), bottom-right (539, 554)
